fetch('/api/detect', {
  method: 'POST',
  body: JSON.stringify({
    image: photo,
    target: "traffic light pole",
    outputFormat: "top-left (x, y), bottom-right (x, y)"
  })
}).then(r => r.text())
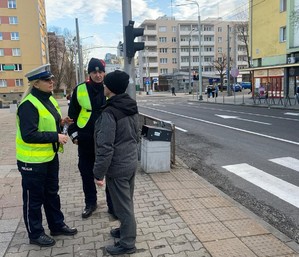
top-left (122, 0), bottom-right (136, 100)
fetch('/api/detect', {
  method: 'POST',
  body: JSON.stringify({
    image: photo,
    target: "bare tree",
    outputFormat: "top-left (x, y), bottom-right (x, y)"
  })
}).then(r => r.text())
top-left (235, 22), bottom-right (250, 68)
top-left (211, 54), bottom-right (231, 91)
top-left (290, 8), bottom-right (299, 28)
top-left (48, 27), bottom-right (76, 94)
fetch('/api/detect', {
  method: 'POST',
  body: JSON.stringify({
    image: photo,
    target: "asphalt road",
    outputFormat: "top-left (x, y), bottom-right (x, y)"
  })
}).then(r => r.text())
top-left (138, 97), bottom-right (299, 242)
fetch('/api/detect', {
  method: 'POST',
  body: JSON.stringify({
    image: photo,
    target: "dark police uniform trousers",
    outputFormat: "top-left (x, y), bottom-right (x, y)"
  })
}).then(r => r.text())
top-left (106, 172), bottom-right (136, 248)
top-left (18, 154), bottom-right (65, 239)
top-left (78, 146), bottom-right (113, 211)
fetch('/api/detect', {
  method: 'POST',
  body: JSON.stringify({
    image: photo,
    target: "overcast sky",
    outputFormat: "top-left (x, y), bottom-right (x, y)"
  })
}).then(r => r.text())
top-left (45, 0), bottom-right (248, 61)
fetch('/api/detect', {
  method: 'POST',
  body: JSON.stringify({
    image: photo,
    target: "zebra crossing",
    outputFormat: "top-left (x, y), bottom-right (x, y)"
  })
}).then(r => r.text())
top-left (222, 157), bottom-right (299, 208)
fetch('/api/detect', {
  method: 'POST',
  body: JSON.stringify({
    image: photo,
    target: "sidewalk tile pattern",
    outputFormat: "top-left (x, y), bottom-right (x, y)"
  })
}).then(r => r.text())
top-left (0, 101), bottom-right (298, 256)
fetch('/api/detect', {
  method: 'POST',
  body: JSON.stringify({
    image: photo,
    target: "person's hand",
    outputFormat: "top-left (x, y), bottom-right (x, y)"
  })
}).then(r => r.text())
top-left (58, 134), bottom-right (68, 145)
top-left (94, 178), bottom-right (105, 187)
top-left (60, 116), bottom-right (73, 126)
top-left (73, 139), bottom-right (78, 145)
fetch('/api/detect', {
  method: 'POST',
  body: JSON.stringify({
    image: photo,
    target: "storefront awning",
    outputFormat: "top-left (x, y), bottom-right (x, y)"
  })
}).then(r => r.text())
top-left (241, 63), bottom-right (299, 72)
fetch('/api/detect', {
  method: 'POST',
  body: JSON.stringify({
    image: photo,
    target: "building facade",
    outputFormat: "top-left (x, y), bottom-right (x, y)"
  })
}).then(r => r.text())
top-left (0, 0), bottom-right (48, 102)
top-left (138, 16), bottom-right (249, 93)
top-left (248, 0), bottom-right (299, 100)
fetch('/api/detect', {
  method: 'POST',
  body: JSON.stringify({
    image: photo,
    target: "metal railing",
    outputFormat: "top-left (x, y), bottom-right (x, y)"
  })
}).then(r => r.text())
top-left (138, 113), bottom-right (176, 165)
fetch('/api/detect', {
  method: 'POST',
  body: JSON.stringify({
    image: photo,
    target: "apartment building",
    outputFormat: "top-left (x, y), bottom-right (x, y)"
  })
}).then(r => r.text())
top-left (248, 0), bottom-right (299, 98)
top-left (0, 0), bottom-right (48, 102)
top-left (138, 15), bottom-right (249, 92)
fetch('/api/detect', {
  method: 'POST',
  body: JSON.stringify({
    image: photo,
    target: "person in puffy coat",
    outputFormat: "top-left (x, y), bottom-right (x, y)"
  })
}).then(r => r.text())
top-left (93, 70), bottom-right (138, 255)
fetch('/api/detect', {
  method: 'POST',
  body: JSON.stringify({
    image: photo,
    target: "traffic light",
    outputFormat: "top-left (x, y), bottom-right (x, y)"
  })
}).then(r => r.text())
top-left (125, 20), bottom-right (145, 59)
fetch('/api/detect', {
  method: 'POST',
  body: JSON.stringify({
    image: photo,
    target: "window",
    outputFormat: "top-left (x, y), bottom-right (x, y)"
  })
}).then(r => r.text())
top-left (218, 47), bottom-right (223, 53)
top-left (160, 58), bottom-right (167, 64)
top-left (159, 37), bottom-right (167, 43)
top-left (280, 0), bottom-right (286, 12)
top-left (160, 68), bottom-right (168, 74)
top-left (218, 27), bottom-right (222, 32)
top-left (0, 49), bottom-right (4, 56)
top-left (0, 79), bottom-right (7, 87)
top-left (172, 26), bottom-right (176, 32)
top-left (218, 37), bottom-right (222, 43)
top-left (159, 48), bottom-right (167, 53)
top-left (12, 48), bottom-right (21, 56)
top-left (280, 27), bottom-right (286, 42)
top-left (15, 79), bottom-right (24, 86)
top-left (171, 37), bottom-right (176, 42)
top-left (181, 57), bottom-right (189, 63)
top-left (8, 0), bottom-right (16, 8)
top-left (204, 56), bottom-right (213, 62)
top-left (159, 26), bottom-right (167, 32)
top-left (0, 32), bottom-right (3, 40)
top-left (172, 58), bottom-right (177, 64)
top-left (172, 48), bottom-right (176, 53)
top-left (14, 64), bottom-right (22, 71)
top-left (11, 32), bottom-right (19, 40)
top-left (9, 16), bottom-right (18, 24)
top-left (0, 64), bottom-right (5, 71)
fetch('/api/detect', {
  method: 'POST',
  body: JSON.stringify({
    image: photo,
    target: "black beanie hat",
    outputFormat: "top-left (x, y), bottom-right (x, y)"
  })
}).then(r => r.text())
top-left (104, 70), bottom-right (130, 95)
top-left (87, 58), bottom-right (105, 74)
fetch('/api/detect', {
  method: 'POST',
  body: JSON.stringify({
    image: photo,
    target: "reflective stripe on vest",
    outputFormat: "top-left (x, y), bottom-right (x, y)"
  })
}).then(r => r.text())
top-left (16, 94), bottom-right (63, 163)
top-left (77, 83), bottom-right (92, 128)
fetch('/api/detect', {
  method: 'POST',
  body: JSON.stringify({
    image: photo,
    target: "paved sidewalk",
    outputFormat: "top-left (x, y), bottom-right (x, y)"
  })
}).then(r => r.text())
top-left (0, 100), bottom-right (299, 257)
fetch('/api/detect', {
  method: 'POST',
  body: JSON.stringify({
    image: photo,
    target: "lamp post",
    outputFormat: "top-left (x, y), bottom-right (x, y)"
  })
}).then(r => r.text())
top-left (188, 29), bottom-right (195, 94)
top-left (178, 0), bottom-right (203, 100)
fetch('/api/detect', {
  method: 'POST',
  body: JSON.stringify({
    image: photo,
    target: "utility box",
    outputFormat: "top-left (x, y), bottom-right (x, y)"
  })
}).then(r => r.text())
top-left (140, 125), bottom-right (172, 173)
top-left (141, 125), bottom-right (172, 142)
top-left (9, 104), bottom-right (17, 113)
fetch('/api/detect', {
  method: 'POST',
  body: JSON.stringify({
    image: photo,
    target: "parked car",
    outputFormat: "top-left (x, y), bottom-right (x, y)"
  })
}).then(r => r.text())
top-left (241, 82), bottom-right (252, 90)
top-left (231, 84), bottom-right (242, 92)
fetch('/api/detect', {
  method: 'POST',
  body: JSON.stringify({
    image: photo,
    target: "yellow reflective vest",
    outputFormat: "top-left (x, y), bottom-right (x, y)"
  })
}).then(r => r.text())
top-left (76, 83), bottom-right (92, 128)
top-left (16, 94), bottom-right (63, 163)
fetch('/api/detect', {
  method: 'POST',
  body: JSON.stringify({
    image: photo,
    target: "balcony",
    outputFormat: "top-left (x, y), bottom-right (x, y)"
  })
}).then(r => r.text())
top-left (144, 29), bottom-right (157, 36)
top-left (145, 41), bottom-right (158, 47)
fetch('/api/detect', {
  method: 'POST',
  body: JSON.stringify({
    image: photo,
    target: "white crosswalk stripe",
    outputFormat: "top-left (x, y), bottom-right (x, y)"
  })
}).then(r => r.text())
top-left (269, 157), bottom-right (299, 172)
top-left (222, 162), bottom-right (299, 208)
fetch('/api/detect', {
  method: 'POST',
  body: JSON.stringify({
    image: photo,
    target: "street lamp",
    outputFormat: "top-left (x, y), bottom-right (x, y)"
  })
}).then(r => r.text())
top-left (177, 0), bottom-right (203, 100)
top-left (188, 29), bottom-right (195, 94)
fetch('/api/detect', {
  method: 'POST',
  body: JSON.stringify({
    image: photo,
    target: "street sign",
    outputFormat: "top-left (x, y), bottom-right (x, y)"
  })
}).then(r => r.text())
top-left (230, 68), bottom-right (239, 78)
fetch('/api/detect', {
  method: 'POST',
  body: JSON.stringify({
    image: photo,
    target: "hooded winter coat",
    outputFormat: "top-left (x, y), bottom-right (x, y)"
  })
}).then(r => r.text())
top-left (93, 93), bottom-right (139, 180)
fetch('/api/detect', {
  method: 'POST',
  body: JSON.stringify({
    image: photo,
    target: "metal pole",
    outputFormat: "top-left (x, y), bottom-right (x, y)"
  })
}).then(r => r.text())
top-left (122, 0), bottom-right (136, 100)
top-left (75, 18), bottom-right (84, 83)
top-left (197, 8), bottom-right (203, 100)
top-left (188, 35), bottom-right (191, 94)
top-left (74, 45), bottom-right (78, 86)
top-left (227, 24), bottom-right (231, 96)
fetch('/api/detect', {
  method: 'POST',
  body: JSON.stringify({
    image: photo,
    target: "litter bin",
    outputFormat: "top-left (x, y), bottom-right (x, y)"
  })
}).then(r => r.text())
top-left (140, 125), bottom-right (172, 173)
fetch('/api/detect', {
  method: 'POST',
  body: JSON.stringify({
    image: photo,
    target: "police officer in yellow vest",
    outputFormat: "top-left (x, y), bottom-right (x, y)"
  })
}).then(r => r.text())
top-left (16, 64), bottom-right (77, 247)
top-left (68, 58), bottom-right (114, 219)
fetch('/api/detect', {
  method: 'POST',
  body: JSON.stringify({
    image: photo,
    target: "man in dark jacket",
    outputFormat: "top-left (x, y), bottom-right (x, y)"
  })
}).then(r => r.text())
top-left (68, 58), bottom-right (114, 219)
top-left (93, 70), bottom-right (138, 255)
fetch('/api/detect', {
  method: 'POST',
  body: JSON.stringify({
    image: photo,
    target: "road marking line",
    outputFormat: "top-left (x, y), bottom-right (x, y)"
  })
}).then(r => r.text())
top-left (215, 114), bottom-right (271, 125)
top-left (269, 157), bottom-right (299, 172)
top-left (222, 163), bottom-right (299, 208)
top-left (175, 127), bottom-right (188, 132)
top-left (284, 112), bottom-right (299, 116)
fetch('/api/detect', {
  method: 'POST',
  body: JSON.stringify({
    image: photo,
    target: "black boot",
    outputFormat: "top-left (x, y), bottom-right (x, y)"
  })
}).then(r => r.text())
top-left (82, 204), bottom-right (97, 218)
